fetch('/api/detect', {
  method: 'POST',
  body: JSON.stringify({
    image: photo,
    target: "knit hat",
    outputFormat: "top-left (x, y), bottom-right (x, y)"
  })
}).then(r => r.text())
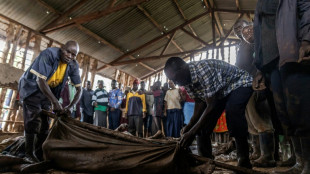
top-left (133, 79), bottom-right (139, 85)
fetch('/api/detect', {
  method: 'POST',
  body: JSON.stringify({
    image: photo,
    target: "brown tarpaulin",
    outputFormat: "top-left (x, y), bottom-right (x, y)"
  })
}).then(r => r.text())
top-left (1, 116), bottom-right (212, 173)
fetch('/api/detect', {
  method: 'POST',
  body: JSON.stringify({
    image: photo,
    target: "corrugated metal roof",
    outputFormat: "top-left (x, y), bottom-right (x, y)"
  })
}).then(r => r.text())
top-left (0, 0), bottom-right (258, 79)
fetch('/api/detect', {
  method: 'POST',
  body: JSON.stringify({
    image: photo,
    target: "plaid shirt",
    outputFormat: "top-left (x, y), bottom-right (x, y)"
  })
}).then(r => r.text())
top-left (184, 59), bottom-right (252, 101)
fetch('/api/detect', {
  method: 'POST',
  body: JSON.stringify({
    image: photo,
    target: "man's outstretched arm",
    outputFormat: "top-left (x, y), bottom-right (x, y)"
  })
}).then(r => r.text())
top-left (37, 77), bottom-right (63, 111)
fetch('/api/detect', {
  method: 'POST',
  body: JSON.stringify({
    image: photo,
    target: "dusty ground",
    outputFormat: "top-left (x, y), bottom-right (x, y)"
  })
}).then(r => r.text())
top-left (0, 133), bottom-right (290, 174)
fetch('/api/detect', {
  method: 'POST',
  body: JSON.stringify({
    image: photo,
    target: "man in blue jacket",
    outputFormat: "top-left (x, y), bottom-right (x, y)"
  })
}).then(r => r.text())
top-left (254, 1), bottom-right (310, 173)
top-left (19, 41), bottom-right (82, 163)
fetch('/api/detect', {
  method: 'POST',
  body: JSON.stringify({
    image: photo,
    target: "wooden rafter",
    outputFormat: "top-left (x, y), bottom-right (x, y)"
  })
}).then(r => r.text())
top-left (42, 0), bottom-right (148, 33)
top-left (160, 31), bottom-right (176, 56)
top-left (35, 0), bottom-right (61, 15)
top-left (204, 0), bottom-right (224, 37)
top-left (173, 0), bottom-right (198, 36)
top-left (111, 44), bottom-right (235, 66)
top-left (136, 4), bottom-right (184, 52)
top-left (75, 24), bottom-right (155, 72)
top-left (236, 0), bottom-right (240, 11)
top-left (219, 13), bottom-right (243, 46)
top-left (181, 28), bottom-right (210, 46)
top-left (109, 0), bottom-right (117, 8)
top-left (40, 0), bottom-right (89, 32)
top-left (109, 10), bottom-right (210, 65)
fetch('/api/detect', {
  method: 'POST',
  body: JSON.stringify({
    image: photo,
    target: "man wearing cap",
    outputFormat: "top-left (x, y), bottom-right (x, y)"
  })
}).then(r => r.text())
top-left (92, 80), bottom-right (109, 128)
top-left (125, 79), bottom-right (146, 137)
top-left (80, 81), bottom-right (94, 124)
top-left (18, 41), bottom-right (82, 163)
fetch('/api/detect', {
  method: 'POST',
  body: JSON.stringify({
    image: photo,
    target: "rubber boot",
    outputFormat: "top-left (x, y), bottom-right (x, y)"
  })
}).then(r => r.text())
top-left (252, 132), bottom-right (276, 167)
top-left (301, 137), bottom-right (310, 174)
top-left (196, 134), bottom-right (214, 159)
top-left (250, 135), bottom-right (260, 160)
top-left (24, 133), bottom-right (39, 163)
top-left (35, 133), bottom-right (48, 161)
top-left (235, 137), bottom-right (252, 171)
top-left (272, 137), bottom-right (304, 174)
top-left (278, 137), bottom-right (296, 167)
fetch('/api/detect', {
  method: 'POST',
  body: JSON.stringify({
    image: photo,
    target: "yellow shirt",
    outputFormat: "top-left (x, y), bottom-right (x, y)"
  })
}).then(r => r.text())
top-left (47, 61), bottom-right (67, 88)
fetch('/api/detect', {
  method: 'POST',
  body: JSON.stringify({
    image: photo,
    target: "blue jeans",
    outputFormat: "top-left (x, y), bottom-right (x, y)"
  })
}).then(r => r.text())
top-left (166, 109), bottom-right (183, 138)
top-left (108, 109), bottom-right (121, 130)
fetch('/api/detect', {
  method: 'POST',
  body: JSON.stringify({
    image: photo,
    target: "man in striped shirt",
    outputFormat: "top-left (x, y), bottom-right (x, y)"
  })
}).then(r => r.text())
top-left (92, 80), bottom-right (109, 128)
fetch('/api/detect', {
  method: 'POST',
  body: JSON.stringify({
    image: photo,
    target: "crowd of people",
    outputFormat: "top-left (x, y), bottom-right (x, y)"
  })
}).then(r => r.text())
top-left (61, 76), bottom-right (196, 139)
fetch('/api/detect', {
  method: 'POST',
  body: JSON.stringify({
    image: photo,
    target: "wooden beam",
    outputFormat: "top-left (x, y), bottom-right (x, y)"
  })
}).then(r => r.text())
top-left (42, 0), bottom-right (149, 33)
top-left (9, 25), bottom-right (23, 66)
top-left (40, 0), bottom-right (89, 32)
top-left (35, 0), bottom-right (61, 15)
top-left (109, 0), bottom-right (117, 8)
top-left (219, 13), bottom-right (243, 46)
top-left (31, 35), bottom-right (42, 62)
top-left (173, 0), bottom-right (198, 36)
top-left (181, 28), bottom-right (210, 46)
top-left (75, 24), bottom-right (155, 72)
top-left (2, 22), bottom-right (14, 63)
top-left (112, 44), bottom-right (235, 66)
top-left (137, 4), bottom-right (184, 52)
top-left (21, 30), bottom-right (32, 70)
top-left (236, 0), bottom-right (240, 11)
top-left (205, 0), bottom-right (224, 37)
top-left (160, 31), bottom-right (176, 56)
top-left (109, 10), bottom-right (210, 64)
top-left (215, 9), bottom-right (254, 14)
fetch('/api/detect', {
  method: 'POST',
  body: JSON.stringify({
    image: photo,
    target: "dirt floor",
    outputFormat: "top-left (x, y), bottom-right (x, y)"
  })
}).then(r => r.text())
top-left (0, 133), bottom-right (290, 174)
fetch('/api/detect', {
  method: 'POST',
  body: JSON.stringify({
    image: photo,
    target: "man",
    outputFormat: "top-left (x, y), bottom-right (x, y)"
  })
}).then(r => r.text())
top-left (18, 41), bottom-right (82, 162)
top-left (92, 80), bottom-right (109, 128)
top-left (125, 79), bottom-right (146, 137)
top-left (152, 81), bottom-right (164, 135)
top-left (108, 80), bottom-right (122, 130)
top-left (138, 81), bottom-right (150, 137)
top-left (164, 80), bottom-right (183, 138)
top-left (145, 85), bottom-right (154, 137)
top-left (234, 20), bottom-right (277, 167)
top-left (59, 79), bottom-right (81, 120)
top-left (164, 57), bottom-right (253, 170)
top-left (254, 1), bottom-right (310, 174)
top-left (80, 81), bottom-right (94, 124)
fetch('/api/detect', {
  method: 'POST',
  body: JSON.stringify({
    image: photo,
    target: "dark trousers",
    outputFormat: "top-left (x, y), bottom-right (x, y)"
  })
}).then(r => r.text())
top-left (144, 114), bottom-right (152, 133)
top-left (197, 87), bottom-right (252, 156)
top-left (108, 109), bottom-right (121, 130)
top-left (280, 62), bottom-right (310, 137)
top-left (128, 115), bottom-right (143, 137)
top-left (23, 91), bottom-right (51, 135)
top-left (166, 109), bottom-right (183, 138)
top-left (82, 111), bottom-right (93, 124)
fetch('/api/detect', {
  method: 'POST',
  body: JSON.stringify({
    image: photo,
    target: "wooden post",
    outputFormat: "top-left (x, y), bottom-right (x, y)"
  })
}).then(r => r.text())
top-left (221, 46), bottom-right (225, 61)
top-left (21, 30), bottom-right (32, 70)
top-left (9, 25), bottom-right (23, 66)
top-left (127, 76), bottom-right (131, 88)
top-left (90, 59), bottom-right (98, 89)
top-left (2, 90), bottom-right (17, 132)
top-left (114, 69), bottom-right (120, 80)
top-left (47, 40), bottom-right (53, 48)
top-left (80, 55), bottom-right (90, 85)
top-left (148, 77), bottom-right (151, 90)
top-left (228, 41), bottom-right (231, 63)
top-left (2, 22), bottom-right (14, 63)
top-left (31, 35), bottom-right (42, 62)
top-left (0, 89), bottom-right (8, 117)
top-left (84, 56), bottom-right (91, 87)
top-left (216, 48), bottom-right (219, 59)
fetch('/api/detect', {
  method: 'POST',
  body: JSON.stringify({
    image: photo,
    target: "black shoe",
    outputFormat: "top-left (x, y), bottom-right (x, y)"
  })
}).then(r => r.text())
top-left (252, 132), bottom-right (276, 167)
top-left (35, 133), bottom-right (48, 161)
top-left (235, 137), bottom-right (252, 169)
top-left (250, 135), bottom-right (260, 160)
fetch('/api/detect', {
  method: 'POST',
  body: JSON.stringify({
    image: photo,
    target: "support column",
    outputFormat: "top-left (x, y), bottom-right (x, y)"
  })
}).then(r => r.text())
top-left (90, 59), bottom-right (98, 89)
top-left (31, 35), bottom-right (42, 62)
top-left (2, 22), bottom-right (14, 63)
top-left (9, 25), bottom-right (23, 66)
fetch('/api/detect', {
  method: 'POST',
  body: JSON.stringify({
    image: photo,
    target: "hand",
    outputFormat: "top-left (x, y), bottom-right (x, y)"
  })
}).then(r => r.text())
top-left (179, 130), bottom-right (195, 149)
top-left (110, 107), bottom-right (115, 111)
top-left (252, 71), bottom-right (266, 90)
top-left (93, 102), bottom-right (98, 107)
top-left (64, 105), bottom-right (73, 114)
top-left (298, 41), bottom-right (310, 63)
top-left (52, 101), bottom-right (63, 112)
top-left (180, 126), bottom-right (189, 136)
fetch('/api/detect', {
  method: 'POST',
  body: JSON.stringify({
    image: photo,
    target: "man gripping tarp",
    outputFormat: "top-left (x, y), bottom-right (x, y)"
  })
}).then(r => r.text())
top-left (18, 40), bottom-right (82, 163)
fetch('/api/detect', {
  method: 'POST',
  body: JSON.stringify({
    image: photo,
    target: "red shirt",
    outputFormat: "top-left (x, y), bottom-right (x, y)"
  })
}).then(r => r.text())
top-left (180, 87), bottom-right (195, 103)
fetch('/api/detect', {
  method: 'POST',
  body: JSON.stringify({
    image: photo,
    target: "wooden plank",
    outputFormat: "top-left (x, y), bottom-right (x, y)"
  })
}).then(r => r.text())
top-left (21, 30), bottom-right (32, 70)
top-left (90, 59), bottom-right (98, 89)
top-left (31, 35), bottom-right (42, 62)
top-left (109, 10), bottom-right (211, 64)
top-left (2, 22), bottom-right (14, 63)
top-left (0, 89), bottom-right (8, 117)
top-left (9, 25), bottom-right (23, 66)
top-left (35, 0), bottom-right (61, 15)
top-left (42, 0), bottom-right (148, 33)
top-left (236, 0), bottom-right (240, 10)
